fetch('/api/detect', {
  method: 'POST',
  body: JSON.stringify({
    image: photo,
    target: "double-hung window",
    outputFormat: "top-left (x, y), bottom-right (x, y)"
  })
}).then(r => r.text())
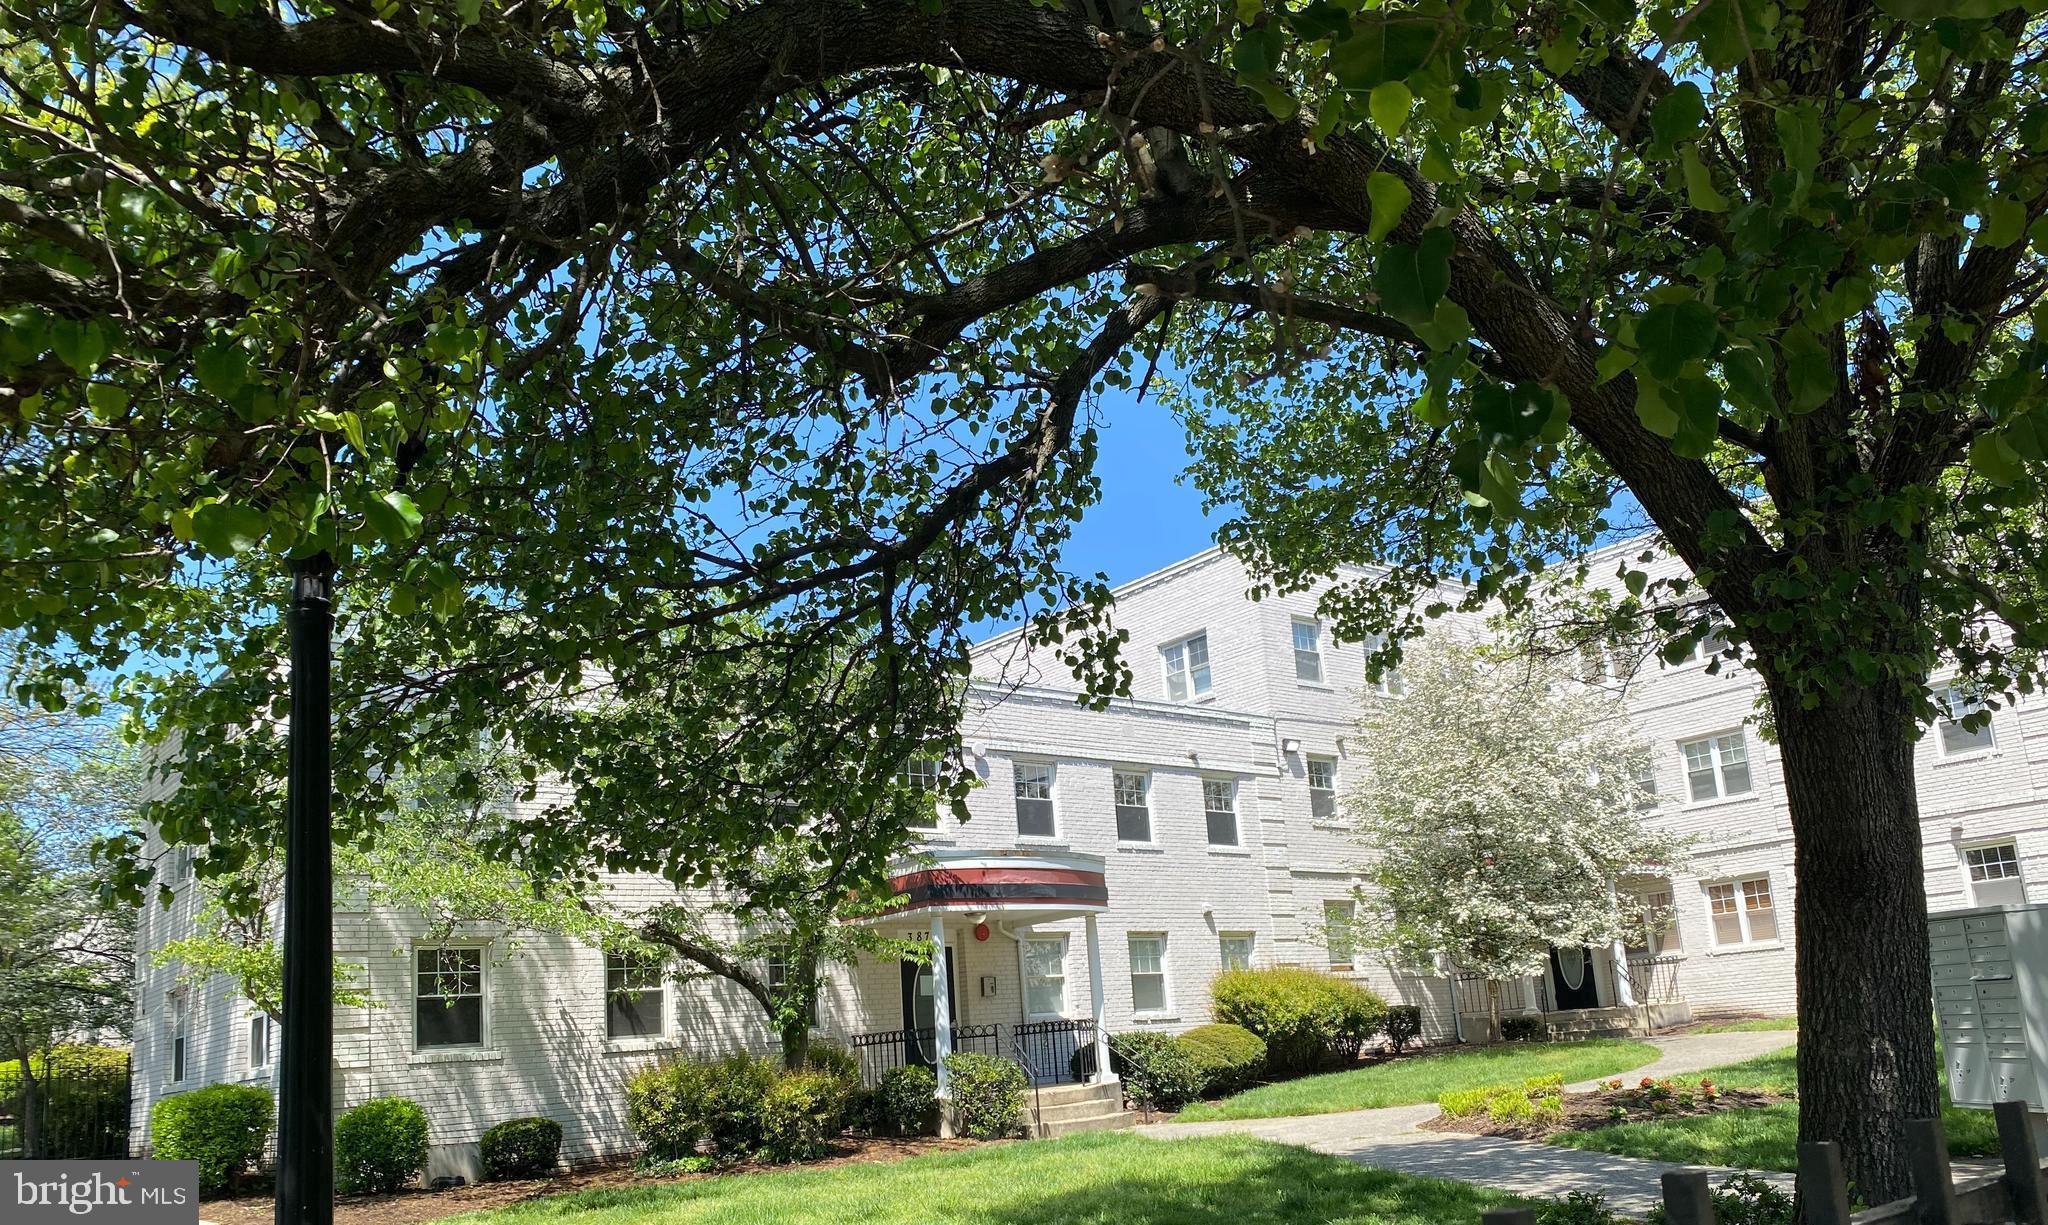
top-left (1112, 771), bottom-right (1151, 842)
top-left (1161, 633), bottom-right (1213, 702)
top-left (169, 991), bottom-right (188, 1082)
top-left (1681, 732), bottom-right (1752, 802)
top-left (1705, 876), bottom-right (1777, 947)
top-left (1218, 933), bottom-right (1256, 971)
top-left (1014, 762), bottom-right (1056, 838)
top-left (1624, 888), bottom-right (1680, 957)
top-left (1324, 899), bottom-right (1357, 971)
top-left (247, 1008), bottom-right (271, 1071)
top-left (1966, 842), bottom-right (2026, 906)
top-left (1292, 619), bottom-right (1325, 683)
top-left (1023, 937), bottom-right (1067, 1017)
top-left (901, 759), bottom-right (941, 828)
top-left (1203, 778), bottom-right (1239, 847)
top-left (606, 949), bottom-right (666, 1039)
top-left (1127, 934), bottom-right (1169, 1013)
top-left (1936, 685), bottom-right (1995, 756)
top-left (1307, 757), bottom-right (1338, 822)
top-left (415, 946), bottom-right (486, 1049)
top-left (1363, 633), bottom-right (1407, 696)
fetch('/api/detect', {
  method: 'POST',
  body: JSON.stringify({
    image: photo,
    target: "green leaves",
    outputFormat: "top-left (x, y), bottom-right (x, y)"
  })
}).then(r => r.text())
top-left (1331, 13), bottom-right (1439, 91)
top-left (195, 341), bottom-right (249, 398)
top-left (1374, 227), bottom-right (1454, 324)
top-left (1681, 147), bottom-right (1729, 212)
top-left (363, 492), bottom-right (423, 544)
top-left (1369, 81), bottom-right (1414, 137)
top-left (49, 320), bottom-right (109, 373)
top-left (1982, 198), bottom-right (2029, 250)
top-left (188, 503), bottom-right (268, 557)
top-left (1649, 84), bottom-right (1707, 150)
top-left (1635, 300), bottom-right (1719, 380)
top-left (1367, 172), bottom-right (1413, 243)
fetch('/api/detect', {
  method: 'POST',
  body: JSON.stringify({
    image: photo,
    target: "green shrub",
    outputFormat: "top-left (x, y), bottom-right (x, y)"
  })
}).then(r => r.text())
top-left (1107, 1032), bottom-right (1209, 1112)
top-left (0, 1046), bottom-right (130, 1158)
top-left (334, 1096), bottom-right (429, 1194)
top-left (942, 1052), bottom-right (1025, 1140)
top-left (150, 1084), bottom-right (273, 1194)
top-left (1177, 1023), bottom-right (1267, 1095)
top-left (1522, 1073), bottom-right (1565, 1095)
top-left (627, 1053), bottom-right (851, 1163)
top-left (1437, 1087), bottom-right (1494, 1117)
top-left (1486, 1091), bottom-right (1536, 1124)
top-left (697, 1053), bottom-right (779, 1157)
top-left (759, 1070), bottom-right (850, 1162)
top-left (1539, 1191), bottom-right (1628, 1225)
top-left (1648, 1174), bottom-right (1792, 1225)
top-left (633, 1153), bottom-right (716, 1176)
top-left (624, 1060), bottom-right (708, 1160)
top-left (479, 1117), bottom-right (562, 1181)
top-left (1384, 1006), bottom-right (1423, 1054)
top-left (1501, 1017), bottom-right (1547, 1042)
top-left (802, 1041), bottom-right (860, 1084)
top-left (871, 1066), bottom-right (938, 1137)
top-left (1210, 967), bottom-right (1388, 1072)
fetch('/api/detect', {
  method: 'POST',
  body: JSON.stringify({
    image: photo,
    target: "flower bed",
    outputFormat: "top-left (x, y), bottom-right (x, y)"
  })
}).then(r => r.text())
top-left (1423, 1073), bottom-right (1788, 1141)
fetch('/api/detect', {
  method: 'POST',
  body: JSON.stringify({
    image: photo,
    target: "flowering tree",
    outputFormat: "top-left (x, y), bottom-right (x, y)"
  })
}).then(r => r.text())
top-left (1345, 641), bottom-right (1685, 1039)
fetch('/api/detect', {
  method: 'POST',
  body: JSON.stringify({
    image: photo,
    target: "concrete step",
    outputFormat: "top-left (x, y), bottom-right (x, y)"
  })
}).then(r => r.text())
top-left (1031, 1080), bottom-right (1120, 1107)
top-left (1034, 1096), bottom-right (1130, 1124)
top-left (1031, 1109), bottom-right (1137, 1139)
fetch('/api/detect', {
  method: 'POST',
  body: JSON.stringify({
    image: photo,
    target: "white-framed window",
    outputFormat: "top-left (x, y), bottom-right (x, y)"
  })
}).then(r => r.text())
top-left (1127, 933), bottom-right (1170, 1014)
top-left (605, 949), bottom-right (666, 1040)
top-left (1966, 841), bottom-right (2026, 906)
top-left (1936, 685), bottom-right (1995, 757)
top-left (1324, 899), bottom-right (1357, 971)
top-left (1161, 633), bottom-right (1213, 702)
top-left (902, 759), bottom-right (941, 828)
top-left (1633, 759), bottom-right (1660, 810)
top-left (1014, 761), bottom-right (1056, 838)
top-left (1218, 932), bottom-right (1256, 971)
top-left (1202, 778), bottom-right (1239, 846)
top-left (1681, 731), bottom-right (1752, 802)
top-left (1624, 887), bottom-right (1681, 957)
top-left (1705, 875), bottom-right (1778, 947)
top-left (764, 945), bottom-right (819, 1026)
top-left (1112, 770), bottom-right (1152, 843)
top-left (1661, 621), bottom-right (1728, 668)
top-left (1363, 633), bottom-right (1407, 697)
top-left (1307, 757), bottom-right (1338, 822)
top-left (247, 1008), bottom-right (271, 1071)
top-left (415, 946), bottom-right (486, 1049)
top-left (168, 990), bottom-right (188, 1083)
top-left (1023, 937), bottom-right (1068, 1018)
top-left (1292, 618), bottom-right (1325, 683)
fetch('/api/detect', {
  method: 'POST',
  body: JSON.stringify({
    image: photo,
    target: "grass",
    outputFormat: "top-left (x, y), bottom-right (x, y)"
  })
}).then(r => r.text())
top-left (1684, 1016), bottom-right (1799, 1034)
top-left (1174, 1038), bottom-right (1660, 1122)
top-left (1551, 1046), bottom-right (1998, 1171)
top-left (448, 1132), bottom-right (1517, 1225)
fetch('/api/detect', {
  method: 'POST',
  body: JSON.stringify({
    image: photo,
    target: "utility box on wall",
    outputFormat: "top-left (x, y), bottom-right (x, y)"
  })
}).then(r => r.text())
top-left (1931, 903), bottom-right (2046, 1109)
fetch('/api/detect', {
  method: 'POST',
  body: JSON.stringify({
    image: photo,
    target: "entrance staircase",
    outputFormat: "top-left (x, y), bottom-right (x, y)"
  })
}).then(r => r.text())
top-left (1025, 1080), bottom-right (1135, 1139)
top-left (1544, 1006), bottom-right (1651, 1040)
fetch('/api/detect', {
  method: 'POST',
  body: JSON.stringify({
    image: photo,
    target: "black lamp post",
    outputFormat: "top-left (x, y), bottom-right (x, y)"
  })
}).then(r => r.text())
top-left (275, 554), bottom-right (334, 1225)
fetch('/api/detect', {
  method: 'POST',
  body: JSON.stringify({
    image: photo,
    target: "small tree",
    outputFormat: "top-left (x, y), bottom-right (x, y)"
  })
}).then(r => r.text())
top-left (1345, 641), bottom-right (1684, 1041)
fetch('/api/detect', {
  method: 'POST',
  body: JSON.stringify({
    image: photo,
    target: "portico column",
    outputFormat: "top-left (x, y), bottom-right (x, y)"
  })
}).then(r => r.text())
top-left (929, 913), bottom-right (953, 1101)
top-left (1608, 879), bottom-right (1638, 1008)
top-left (1084, 914), bottom-right (1117, 1085)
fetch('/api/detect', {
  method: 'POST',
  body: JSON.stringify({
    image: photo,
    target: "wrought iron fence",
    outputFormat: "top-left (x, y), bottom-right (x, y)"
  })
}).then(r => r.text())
top-left (1012, 1019), bottom-right (1092, 1086)
top-left (0, 1050), bottom-right (131, 1160)
top-left (1453, 973), bottom-right (1552, 1017)
top-left (849, 1024), bottom-right (1002, 1087)
top-left (1625, 955), bottom-right (1684, 1004)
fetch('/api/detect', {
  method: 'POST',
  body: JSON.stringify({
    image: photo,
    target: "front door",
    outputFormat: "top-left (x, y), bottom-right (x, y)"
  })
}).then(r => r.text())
top-left (1548, 945), bottom-right (1600, 1011)
top-left (899, 950), bottom-right (958, 1069)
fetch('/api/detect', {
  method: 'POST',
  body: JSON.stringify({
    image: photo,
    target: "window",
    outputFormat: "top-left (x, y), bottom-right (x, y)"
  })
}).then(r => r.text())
top-left (1363, 633), bottom-right (1407, 697)
top-left (902, 759), bottom-right (941, 828)
top-left (1218, 933), bottom-right (1256, 971)
top-left (415, 946), bottom-right (485, 1049)
top-left (248, 1009), bottom-right (271, 1071)
top-left (1023, 937), bottom-right (1067, 1017)
top-left (1624, 888), bottom-right (1681, 957)
top-left (1936, 686), bottom-right (1995, 756)
top-left (1014, 762), bottom-right (1056, 838)
top-left (171, 846), bottom-right (193, 883)
top-left (1127, 934), bottom-right (1169, 1013)
top-left (1633, 760), bottom-right (1660, 811)
top-left (1202, 778), bottom-right (1238, 846)
top-left (1307, 757), bottom-right (1338, 822)
top-left (1292, 619), bottom-right (1325, 683)
top-left (1161, 633), bottom-right (1213, 702)
top-left (169, 991), bottom-right (188, 1083)
top-left (763, 946), bottom-right (819, 1026)
top-left (1705, 876), bottom-right (1777, 947)
top-left (1324, 900), bottom-right (1357, 971)
top-left (1112, 771), bottom-right (1151, 842)
top-left (1967, 842), bottom-right (2025, 906)
top-left (1681, 732), bottom-right (1752, 802)
top-left (1662, 622), bottom-right (1728, 668)
top-left (605, 949), bottom-right (665, 1039)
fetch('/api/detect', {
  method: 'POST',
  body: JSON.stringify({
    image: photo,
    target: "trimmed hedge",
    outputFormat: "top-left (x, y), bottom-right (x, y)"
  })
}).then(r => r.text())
top-left (1178, 1023), bottom-right (1267, 1095)
top-left (150, 1084), bottom-right (273, 1194)
top-left (759, 1070), bottom-right (850, 1162)
top-left (943, 1051), bottom-right (1025, 1139)
top-left (1106, 1032), bottom-right (1208, 1112)
top-left (479, 1117), bottom-right (561, 1180)
top-left (1501, 1017), bottom-right (1548, 1043)
top-left (334, 1096), bottom-right (429, 1194)
top-left (1210, 967), bottom-right (1389, 1072)
top-left (1385, 1005), bottom-right (1424, 1054)
top-left (624, 1060), bottom-right (708, 1160)
top-left (869, 1065), bottom-right (938, 1137)
top-left (625, 1052), bottom-right (858, 1163)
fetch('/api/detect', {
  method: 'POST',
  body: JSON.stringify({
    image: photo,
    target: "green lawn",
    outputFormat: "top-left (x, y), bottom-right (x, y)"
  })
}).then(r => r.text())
top-left (1551, 1045), bottom-right (1997, 1170)
top-left (449, 1132), bottom-right (1517, 1225)
top-left (1174, 1038), bottom-right (1660, 1123)
top-left (1684, 1016), bottom-right (1798, 1034)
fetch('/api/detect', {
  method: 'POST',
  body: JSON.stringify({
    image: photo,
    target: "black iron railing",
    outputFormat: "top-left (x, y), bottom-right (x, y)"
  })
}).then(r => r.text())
top-left (849, 1023), bottom-right (1002, 1087)
top-left (1452, 972), bottom-right (1551, 1017)
top-left (1625, 954), bottom-right (1684, 1004)
top-left (0, 1051), bottom-right (130, 1160)
top-left (1012, 1018), bottom-right (1092, 1086)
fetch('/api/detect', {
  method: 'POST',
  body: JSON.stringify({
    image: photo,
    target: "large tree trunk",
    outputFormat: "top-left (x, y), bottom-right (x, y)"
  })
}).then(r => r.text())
top-left (1770, 676), bottom-right (1939, 1205)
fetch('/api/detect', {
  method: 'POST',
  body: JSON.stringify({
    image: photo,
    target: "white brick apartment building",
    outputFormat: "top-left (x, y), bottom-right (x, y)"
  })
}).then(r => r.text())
top-left (128, 544), bottom-right (2043, 1175)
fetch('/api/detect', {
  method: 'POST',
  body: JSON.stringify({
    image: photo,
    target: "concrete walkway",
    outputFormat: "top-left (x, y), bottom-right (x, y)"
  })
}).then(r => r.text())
top-left (1136, 1030), bottom-right (1800, 1215)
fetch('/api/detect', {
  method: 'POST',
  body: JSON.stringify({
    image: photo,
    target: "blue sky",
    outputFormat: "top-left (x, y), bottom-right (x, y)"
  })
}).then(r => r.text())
top-left (1060, 389), bottom-right (1225, 589)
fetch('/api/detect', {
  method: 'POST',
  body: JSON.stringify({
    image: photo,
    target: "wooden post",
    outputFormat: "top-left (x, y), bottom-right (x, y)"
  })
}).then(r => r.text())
top-left (1662, 1170), bottom-right (1716, 1225)
top-left (1798, 1141), bottom-right (1854, 1225)
top-left (1481, 1209), bottom-right (1535, 1225)
top-left (1996, 1100), bottom-right (2048, 1225)
top-left (1908, 1117), bottom-right (1960, 1225)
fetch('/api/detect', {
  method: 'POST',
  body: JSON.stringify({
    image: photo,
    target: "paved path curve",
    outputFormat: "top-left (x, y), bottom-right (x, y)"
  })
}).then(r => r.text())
top-left (1135, 1030), bottom-right (1800, 1215)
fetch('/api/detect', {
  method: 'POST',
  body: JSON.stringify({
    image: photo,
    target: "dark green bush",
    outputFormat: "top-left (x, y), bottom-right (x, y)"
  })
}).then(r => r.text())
top-left (1384, 1005), bottom-right (1424, 1054)
top-left (870, 1065), bottom-right (938, 1137)
top-left (1501, 1017), bottom-right (1548, 1043)
top-left (150, 1084), bottom-right (273, 1193)
top-left (1106, 1032), bottom-right (1208, 1112)
top-left (627, 1053), bottom-right (855, 1163)
top-left (1647, 1174), bottom-right (1791, 1225)
top-left (1177, 1022), bottom-right (1268, 1094)
top-left (696, 1053), bottom-right (779, 1157)
top-left (942, 1052), bottom-right (1025, 1139)
top-left (334, 1096), bottom-right (429, 1194)
top-left (802, 1041), bottom-right (860, 1083)
top-left (1539, 1190), bottom-right (1627, 1225)
top-left (0, 1046), bottom-right (130, 1158)
top-left (479, 1117), bottom-right (562, 1181)
top-left (1210, 968), bottom-right (1389, 1072)
top-left (624, 1060), bottom-right (708, 1160)
top-left (759, 1070), bottom-right (850, 1162)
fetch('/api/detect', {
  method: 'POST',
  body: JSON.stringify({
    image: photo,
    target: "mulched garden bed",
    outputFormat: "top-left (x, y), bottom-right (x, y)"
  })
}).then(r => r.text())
top-left (197, 1135), bottom-right (974, 1225)
top-left (1420, 1077), bottom-right (1791, 1142)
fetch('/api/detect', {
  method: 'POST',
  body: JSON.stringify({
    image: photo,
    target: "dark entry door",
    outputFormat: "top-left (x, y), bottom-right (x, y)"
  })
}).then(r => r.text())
top-left (899, 949), bottom-right (958, 1069)
top-left (1548, 945), bottom-right (1600, 1010)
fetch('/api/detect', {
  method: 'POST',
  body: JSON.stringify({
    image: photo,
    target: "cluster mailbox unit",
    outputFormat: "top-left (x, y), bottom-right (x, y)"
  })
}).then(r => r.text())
top-left (1931, 903), bottom-right (2045, 1116)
